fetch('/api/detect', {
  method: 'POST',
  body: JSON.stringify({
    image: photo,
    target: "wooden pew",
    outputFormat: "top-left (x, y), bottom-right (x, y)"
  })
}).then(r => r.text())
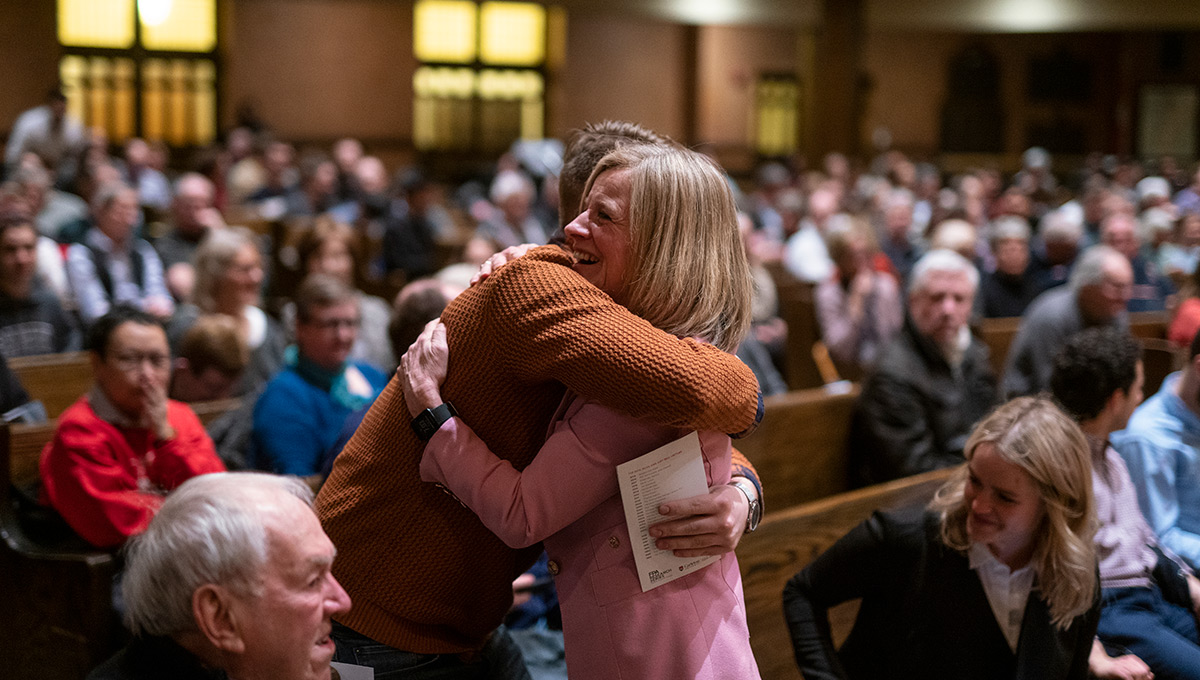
top-left (1141, 337), bottom-right (1185, 397)
top-left (0, 421), bottom-right (123, 680)
top-left (978, 310), bottom-right (1171, 378)
top-left (736, 385), bottom-right (860, 512)
top-left (738, 467), bottom-right (958, 680)
top-left (190, 396), bottom-right (244, 426)
top-left (9, 352), bottom-right (93, 419)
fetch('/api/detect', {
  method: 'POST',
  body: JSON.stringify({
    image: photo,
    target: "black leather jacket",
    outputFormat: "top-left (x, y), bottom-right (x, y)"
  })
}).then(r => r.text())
top-left (850, 316), bottom-right (998, 485)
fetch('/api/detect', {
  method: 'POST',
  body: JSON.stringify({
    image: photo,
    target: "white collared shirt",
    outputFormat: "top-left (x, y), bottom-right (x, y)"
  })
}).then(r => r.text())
top-left (969, 542), bottom-right (1035, 652)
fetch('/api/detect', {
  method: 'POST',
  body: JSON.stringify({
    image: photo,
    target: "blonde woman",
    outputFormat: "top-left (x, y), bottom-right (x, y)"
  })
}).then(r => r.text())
top-left (400, 144), bottom-right (760, 680)
top-left (167, 227), bottom-right (286, 395)
top-left (785, 397), bottom-right (1099, 680)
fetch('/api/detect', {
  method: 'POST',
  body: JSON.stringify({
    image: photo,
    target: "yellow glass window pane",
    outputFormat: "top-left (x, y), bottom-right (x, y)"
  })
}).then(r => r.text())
top-left (168, 60), bottom-right (190, 146)
top-left (755, 79), bottom-right (798, 156)
top-left (86, 58), bottom-right (113, 137)
top-left (520, 98), bottom-right (543, 140)
top-left (142, 60), bottom-right (166, 142)
top-left (60, 56), bottom-right (88, 123)
top-left (414, 1), bottom-right (476, 63)
top-left (479, 2), bottom-right (544, 66)
top-left (414, 66), bottom-right (476, 98)
top-left (111, 59), bottom-right (136, 142)
top-left (140, 0), bottom-right (217, 52)
top-left (192, 61), bottom-right (217, 145)
top-left (478, 69), bottom-right (541, 100)
top-left (58, 0), bottom-right (135, 48)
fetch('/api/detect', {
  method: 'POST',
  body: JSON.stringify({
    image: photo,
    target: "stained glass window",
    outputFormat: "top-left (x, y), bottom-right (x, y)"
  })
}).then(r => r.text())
top-left (57, 0), bottom-right (218, 146)
top-left (412, 1), bottom-right (548, 152)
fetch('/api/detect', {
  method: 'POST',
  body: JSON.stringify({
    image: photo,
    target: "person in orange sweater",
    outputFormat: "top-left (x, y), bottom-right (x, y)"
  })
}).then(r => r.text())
top-left (318, 123), bottom-right (763, 678)
top-left (40, 306), bottom-right (225, 548)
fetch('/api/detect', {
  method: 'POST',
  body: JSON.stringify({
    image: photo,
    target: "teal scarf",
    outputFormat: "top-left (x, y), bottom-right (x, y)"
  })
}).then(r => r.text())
top-left (285, 346), bottom-right (376, 411)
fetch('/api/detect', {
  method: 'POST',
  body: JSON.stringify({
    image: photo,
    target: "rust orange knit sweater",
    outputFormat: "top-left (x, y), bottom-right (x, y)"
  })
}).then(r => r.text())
top-left (316, 246), bottom-right (760, 654)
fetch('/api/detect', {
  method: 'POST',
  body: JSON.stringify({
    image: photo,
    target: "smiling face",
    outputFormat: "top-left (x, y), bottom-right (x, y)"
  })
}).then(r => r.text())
top-left (563, 168), bottom-right (633, 300)
top-left (964, 443), bottom-right (1046, 569)
top-left (229, 495), bottom-right (351, 680)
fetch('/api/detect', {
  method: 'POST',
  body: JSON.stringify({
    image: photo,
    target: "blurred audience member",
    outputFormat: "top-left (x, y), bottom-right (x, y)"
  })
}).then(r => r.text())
top-left (251, 275), bottom-right (386, 486)
top-left (0, 212), bottom-right (79, 356)
top-left (1101, 212), bottom-right (1174, 312)
top-left (473, 169), bottom-right (548, 255)
top-left (5, 88), bottom-right (85, 180)
top-left (169, 314), bottom-right (249, 403)
top-left (383, 171), bottom-right (443, 281)
top-left (877, 188), bottom-right (921, 285)
top-left (39, 306), bottom-right (224, 548)
top-left (154, 173), bottom-right (226, 302)
top-left (1004, 245), bottom-right (1132, 398)
top-left (122, 138), bottom-right (171, 213)
top-left (783, 185), bottom-right (837, 283)
top-left (979, 216), bottom-right (1039, 318)
top-left (1159, 212), bottom-right (1200, 281)
top-left (168, 227), bottom-right (285, 396)
top-left (10, 162), bottom-right (87, 241)
top-left (66, 182), bottom-right (173, 325)
top-left (1030, 208), bottom-right (1084, 291)
top-left (815, 216), bottom-right (902, 373)
top-left (290, 216), bottom-right (394, 371)
top-left (1114, 328), bottom-right (1200, 571)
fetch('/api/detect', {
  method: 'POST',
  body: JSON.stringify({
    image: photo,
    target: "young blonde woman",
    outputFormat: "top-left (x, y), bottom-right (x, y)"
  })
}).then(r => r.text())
top-left (785, 397), bottom-right (1100, 680)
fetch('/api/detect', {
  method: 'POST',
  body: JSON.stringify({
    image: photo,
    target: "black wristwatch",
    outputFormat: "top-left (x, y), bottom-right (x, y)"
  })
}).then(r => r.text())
top-left (411, 402), bottom-right (459, 441)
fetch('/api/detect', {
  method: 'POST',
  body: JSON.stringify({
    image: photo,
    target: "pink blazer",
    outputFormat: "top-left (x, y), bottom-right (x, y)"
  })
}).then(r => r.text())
top-left (420, 393), bottom-right (760, 680)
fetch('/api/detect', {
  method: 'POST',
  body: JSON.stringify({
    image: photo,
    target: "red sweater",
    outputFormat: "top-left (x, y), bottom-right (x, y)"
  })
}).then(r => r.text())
top-left (317, 246), bottom-right (761, 654)
top-left (40, 396), bottom-right (225, 548)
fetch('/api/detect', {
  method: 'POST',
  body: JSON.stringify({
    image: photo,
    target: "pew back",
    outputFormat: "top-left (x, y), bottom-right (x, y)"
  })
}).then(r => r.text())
top-left (736, 385), bottom-right (860, 512)
top-left (9, 352), bottom-right (93, 419)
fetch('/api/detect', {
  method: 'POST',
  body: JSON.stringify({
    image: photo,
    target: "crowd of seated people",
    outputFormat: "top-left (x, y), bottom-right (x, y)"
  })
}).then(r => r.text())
top-left (9, 88), bottom-right (1200, 678)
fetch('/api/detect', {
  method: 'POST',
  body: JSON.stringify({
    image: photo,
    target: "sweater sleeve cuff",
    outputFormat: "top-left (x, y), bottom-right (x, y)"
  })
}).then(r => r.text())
top-left (730, 391), bottom-right (763, 440)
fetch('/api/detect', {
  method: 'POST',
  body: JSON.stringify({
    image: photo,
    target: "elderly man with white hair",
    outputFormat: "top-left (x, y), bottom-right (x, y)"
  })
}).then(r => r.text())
top-left (88, 472), bottom-right (352, 680)
top-left (849, 249), bottom-right (997, 485)
top-left (1003, 244), bottom-right (1133, 398)
top-left (979, 215), bottom-right (1040, 317)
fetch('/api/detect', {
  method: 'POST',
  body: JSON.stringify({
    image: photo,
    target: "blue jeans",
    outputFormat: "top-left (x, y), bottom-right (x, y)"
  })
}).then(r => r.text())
top-left (1099, 585), bottom-right (1200, 680)
top-left (331, 621), bottom-right (532, 680)
top-left (508, 623), bottom-right (567, 680)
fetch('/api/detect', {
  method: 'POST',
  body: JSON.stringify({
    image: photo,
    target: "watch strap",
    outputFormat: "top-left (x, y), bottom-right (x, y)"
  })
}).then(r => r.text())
top-left (411, 402), bottom-right (459, 441)
top-left (730, 477), bottom-right (762, 533)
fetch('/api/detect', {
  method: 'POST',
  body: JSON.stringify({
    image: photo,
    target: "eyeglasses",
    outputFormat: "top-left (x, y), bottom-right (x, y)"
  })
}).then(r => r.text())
top-left (111, 352), bottom-right (171, 372)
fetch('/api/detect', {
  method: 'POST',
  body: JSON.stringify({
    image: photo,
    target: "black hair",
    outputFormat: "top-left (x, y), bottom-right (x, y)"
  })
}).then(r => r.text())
top-left (86, 305), bottom-right (164, 358)
top-left (1050, 327), bottom-right (1142, 422)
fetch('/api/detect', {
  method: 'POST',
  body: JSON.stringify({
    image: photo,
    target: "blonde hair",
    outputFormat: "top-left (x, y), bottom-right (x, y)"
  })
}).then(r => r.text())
top-left (192, 227), bottom-right (260, 313)
top-left (580, 145), bottom-right (751, 352)
top-left (930, 396), bottom-right (1096, 629)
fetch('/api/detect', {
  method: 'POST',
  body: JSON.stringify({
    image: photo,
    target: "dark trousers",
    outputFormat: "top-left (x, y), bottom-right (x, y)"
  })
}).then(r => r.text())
top-left (331, 621), bottom-right (532, 680)
top-left (1099, 585), bottom-right (1200, 680)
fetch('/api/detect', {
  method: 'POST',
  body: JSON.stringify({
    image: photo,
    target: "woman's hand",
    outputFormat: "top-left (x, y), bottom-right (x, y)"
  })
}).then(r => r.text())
top-left (470, 243), bottom-right (538, 286)
top-left (1090, 639), bottom-right (1153, 680)
top-left (649, 482), bottom-right (751, 557)
top-left (400, 319), bottom-right (450, 418)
